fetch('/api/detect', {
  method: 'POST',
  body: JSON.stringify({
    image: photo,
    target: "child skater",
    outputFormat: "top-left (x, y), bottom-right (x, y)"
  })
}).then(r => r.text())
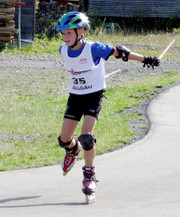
top-left (57, 11), bottom-right (160, 203)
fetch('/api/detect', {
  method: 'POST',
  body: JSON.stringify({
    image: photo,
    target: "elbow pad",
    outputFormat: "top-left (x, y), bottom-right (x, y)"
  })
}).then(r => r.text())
top-left (116, 45), bottom-right (130, 62)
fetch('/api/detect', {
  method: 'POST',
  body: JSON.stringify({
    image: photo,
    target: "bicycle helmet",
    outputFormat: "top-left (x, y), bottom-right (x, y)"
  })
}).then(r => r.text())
top-left (57, 11), bottom-right (89, 32)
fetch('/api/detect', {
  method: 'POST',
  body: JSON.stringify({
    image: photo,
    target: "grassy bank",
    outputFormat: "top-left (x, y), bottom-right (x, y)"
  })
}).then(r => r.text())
top-left (0, 31), bottom-right (180, 171)
top-left (0, 68), bottom-right (180, 171)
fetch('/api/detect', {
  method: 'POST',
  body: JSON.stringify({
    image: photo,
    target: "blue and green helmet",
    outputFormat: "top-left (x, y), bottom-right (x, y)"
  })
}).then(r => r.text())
top-left (57, 11), bottom-right (89, 31)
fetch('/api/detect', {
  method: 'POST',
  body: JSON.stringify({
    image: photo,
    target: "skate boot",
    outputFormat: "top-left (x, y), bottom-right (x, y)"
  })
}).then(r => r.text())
top-left (62, 141), bottom-right (81, 176)
top-left (82, 166), bottom-right (98, 204)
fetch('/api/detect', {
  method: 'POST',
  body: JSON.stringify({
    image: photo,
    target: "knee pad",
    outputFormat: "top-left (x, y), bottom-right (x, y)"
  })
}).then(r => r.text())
top-left (78, 134), bottom-right (96, 151)
top-left (57, 136), bottom-right (72, 149)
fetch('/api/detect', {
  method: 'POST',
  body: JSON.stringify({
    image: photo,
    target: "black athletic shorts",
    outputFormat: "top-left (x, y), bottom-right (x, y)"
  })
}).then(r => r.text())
top-left (64, 90), bottom-right (105, 121)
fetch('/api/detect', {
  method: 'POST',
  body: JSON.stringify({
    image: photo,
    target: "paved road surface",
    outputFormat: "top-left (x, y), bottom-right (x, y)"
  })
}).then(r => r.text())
top-left (0, 85), bottom-right (180, 217)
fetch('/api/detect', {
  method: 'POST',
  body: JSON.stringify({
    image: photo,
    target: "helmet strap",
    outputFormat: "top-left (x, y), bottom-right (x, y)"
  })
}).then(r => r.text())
top-left (70, 28), bottom-right (83, 49)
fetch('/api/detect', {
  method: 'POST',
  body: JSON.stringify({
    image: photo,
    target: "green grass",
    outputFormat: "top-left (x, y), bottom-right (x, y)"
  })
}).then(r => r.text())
top-left (0, 68), bottom-right (180, 171)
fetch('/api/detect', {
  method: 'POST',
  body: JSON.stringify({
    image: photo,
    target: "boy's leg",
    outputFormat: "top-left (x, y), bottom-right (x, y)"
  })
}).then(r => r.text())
top-left (59, 118), bottom-right (81, 175)
top-left (80, 115), bottom-right (98, 200)
top-left (81, 115), bottom-right (97, 167)
top-left (60, 118), bottom-right (79, 147)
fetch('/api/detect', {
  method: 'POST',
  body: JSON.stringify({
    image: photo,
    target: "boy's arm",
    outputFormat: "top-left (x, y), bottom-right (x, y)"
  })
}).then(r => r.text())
top-left (112, 48), bottom-right (144, 61)
top-left (112, 46), bottom-right (160, 68)
top-left (128, 52), bottom-right (145, 62)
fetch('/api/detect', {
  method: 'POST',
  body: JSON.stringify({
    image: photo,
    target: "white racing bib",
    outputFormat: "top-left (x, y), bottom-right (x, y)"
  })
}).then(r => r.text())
top-left (61, 42), bottom-right (106, 95)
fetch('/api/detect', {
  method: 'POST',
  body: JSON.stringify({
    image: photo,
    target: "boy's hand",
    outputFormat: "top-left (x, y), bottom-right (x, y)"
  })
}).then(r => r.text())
top-left (143, 56), bottom-right (160, 69)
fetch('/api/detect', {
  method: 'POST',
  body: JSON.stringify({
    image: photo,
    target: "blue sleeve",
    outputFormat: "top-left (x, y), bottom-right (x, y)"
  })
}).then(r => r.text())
top-left (59, 45), bottom-right (62, 54)
top-left (91, 42), bottom-right (114, 65)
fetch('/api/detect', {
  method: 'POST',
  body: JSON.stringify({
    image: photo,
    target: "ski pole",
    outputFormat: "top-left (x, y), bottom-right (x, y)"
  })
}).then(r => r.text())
top-left (105, 68), bottom-right (121, 78)
top-left (159, 39), bottom-right (175, 60)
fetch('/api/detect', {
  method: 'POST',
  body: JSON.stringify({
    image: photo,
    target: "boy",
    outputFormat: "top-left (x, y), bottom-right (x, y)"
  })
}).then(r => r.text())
top-left (57, 11), bottom-right (160, 203)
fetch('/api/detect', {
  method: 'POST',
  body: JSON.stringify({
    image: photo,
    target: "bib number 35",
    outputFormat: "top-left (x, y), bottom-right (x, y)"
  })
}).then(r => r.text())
top-left (72, 77), bottom-right (86, 84)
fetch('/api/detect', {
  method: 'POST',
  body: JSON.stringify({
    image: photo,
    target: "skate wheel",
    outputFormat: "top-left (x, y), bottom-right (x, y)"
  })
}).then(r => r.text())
top-left (85, 193), bottom-right (96, 204)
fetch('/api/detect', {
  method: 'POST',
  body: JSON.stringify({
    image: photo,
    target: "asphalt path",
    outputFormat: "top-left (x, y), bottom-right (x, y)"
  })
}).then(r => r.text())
top-left (0, 84), bottom-right (180, 217)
